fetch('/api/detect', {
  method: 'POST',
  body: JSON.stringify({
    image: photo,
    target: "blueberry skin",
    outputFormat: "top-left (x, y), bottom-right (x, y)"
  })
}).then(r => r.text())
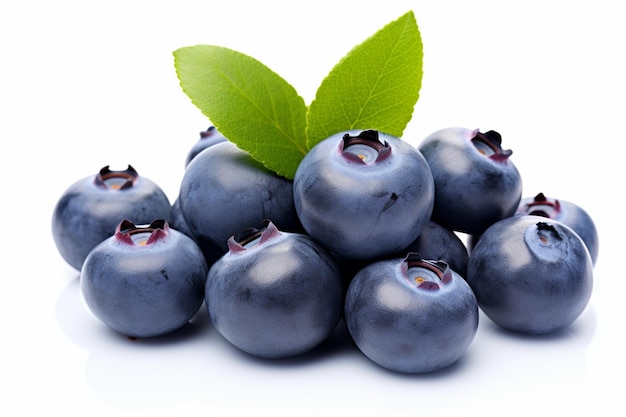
top-left (516, 192), bottom-right (599, 265)
top-left (178, 141), bottom-right (302, 257)
top-left (418, 127), bottom-right (523, 235)
top-left (396, 220), bottom-right (469, 278)
top-left (52, 165), bottom-right (171, 271)
top-left (344, 254), bottom-right (479, 373)
top-left (467, 215), bottom-right (593, 334)
top-left (336, 220), bottom-right (469, 288)
top-left (168, 197), bottom-right (196, 241)
top-left (184, 126), bottom-right (228, 168)
top-left (293, 130), bottom-right (435, 260)
top-left (80, 220), bottom-right (208, 338)
top-left (205, 221), bottom-right (344, 359)
top-left (169, 196), bottom-right (226, 267)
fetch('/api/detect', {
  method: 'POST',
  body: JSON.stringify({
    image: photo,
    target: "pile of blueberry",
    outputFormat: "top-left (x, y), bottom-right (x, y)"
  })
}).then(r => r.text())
top-left (52, 125), bottom-right (598, 374)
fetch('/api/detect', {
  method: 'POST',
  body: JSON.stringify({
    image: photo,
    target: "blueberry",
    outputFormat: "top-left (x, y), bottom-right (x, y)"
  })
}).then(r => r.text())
top-left (516, 192), bottom-right (599, 265)
top-left (344, 253), bottom-right (479, 373)
top-left (466, 215), bottom-right (593, 334)
top-left (418, 127), bottom-right (523, 235)
top-left (52, 165), bottom-right (172, 271)
top-left (205, 220), bottom-right (344, 359)
top-left (293, 129), bottom-right (435, 260)
top-left (184, 126), bottom-right (228, 168)
top-left (395, 220), bottom-right (469, 278)
top-left (80, 219), bottom-right (208, 338)
top-left (177, 141), bottom-right (302, 259)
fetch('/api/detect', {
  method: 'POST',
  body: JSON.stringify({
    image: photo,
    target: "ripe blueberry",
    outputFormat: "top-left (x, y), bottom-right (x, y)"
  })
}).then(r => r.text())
top-left (293, 129), bottom-right (434, 260)
top-left (205, 220), bottom-right (344, 359)
top-left (344, 253), bottom-right (479, 373)
top-left (467, 215), bottom-right (593, 334)
top-left (418, 127), bottom-right (523, 235)
top-left (80, 219), bottom-right (208, 338)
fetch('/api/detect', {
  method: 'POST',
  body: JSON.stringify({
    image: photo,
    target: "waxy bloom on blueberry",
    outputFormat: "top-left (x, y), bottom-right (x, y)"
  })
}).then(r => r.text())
top-left (205, 220), bottom-right (344, 359)
top-left (418, 127), bottom-right (523, 235)
top-left (184, 126), bottom-right (228, 168)
top-left (516, 192), bottom-right (599, 265)
top-left (293, 129), bottom-right (435, 260)
top-left (81, 219), bottom-right (208, 338)
top-left (344, 253), bottom-right (478, 373)
top-left (178, 141), bottom-right (302, 264)
top-left (52, 165), bottom-right (171, 271)
top-left (467, 215), bottom-right (593, 334)
top-left (396, 220), bottom-right (470, 278)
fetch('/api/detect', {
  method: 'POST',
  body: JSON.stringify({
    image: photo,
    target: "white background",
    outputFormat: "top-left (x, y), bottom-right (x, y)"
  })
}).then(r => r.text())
top-left (1, 1), bottom-right (624, 416)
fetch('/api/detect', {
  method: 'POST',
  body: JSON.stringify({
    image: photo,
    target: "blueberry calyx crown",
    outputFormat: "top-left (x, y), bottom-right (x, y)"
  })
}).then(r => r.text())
top-left (94, 165), bottom-right (138, 190)
top-left (535, 221), bottom-right (563, 244)
top-left (115, 219), bottom-right (169, 246)
top-left (524, 221), bottom-right (566, 262)
top-left (470, 129), bottom-right (512, 163)
top-left (341, 130), bottom-right (391, 164)
top-left (523, 192), bottom-right (561, 218)
top-left (402, 252), bottom-right (452, 291)
top-left (227, 219), bottom-right (282, 253)
top-left (200, 126), bottom-right (218, 139)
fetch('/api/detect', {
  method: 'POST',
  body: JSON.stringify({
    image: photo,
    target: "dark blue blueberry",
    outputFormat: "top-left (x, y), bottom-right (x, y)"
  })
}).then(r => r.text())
top-left (52, 165), bottom-right (171, 271)
top-left (516, 192), bottom-right (599, 265)
top-left (80, 219), bottom-right (208, 338)
top-left (205, 220), bottom-right (344, 359)
top-left (467, 215), bottom-right (593, 334)
top-left (293, 129), bottom-right (435, 260)
top-left (344, 253), bottom-right (479, 373)
top-left (177, 141), bottom-right (302, 258)
top-left (418, 127), bottom-right (523, 235)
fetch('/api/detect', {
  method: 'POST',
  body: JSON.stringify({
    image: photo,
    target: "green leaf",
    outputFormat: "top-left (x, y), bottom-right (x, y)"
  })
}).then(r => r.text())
top-left (173, 45), bottom-right (308, 179)
top-left (306, 11), bottom-right (423, 150)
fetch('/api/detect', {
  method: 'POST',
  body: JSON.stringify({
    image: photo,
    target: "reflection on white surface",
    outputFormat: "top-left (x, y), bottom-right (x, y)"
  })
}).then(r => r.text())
top-left (53, 273), bottom-right (601, 416)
